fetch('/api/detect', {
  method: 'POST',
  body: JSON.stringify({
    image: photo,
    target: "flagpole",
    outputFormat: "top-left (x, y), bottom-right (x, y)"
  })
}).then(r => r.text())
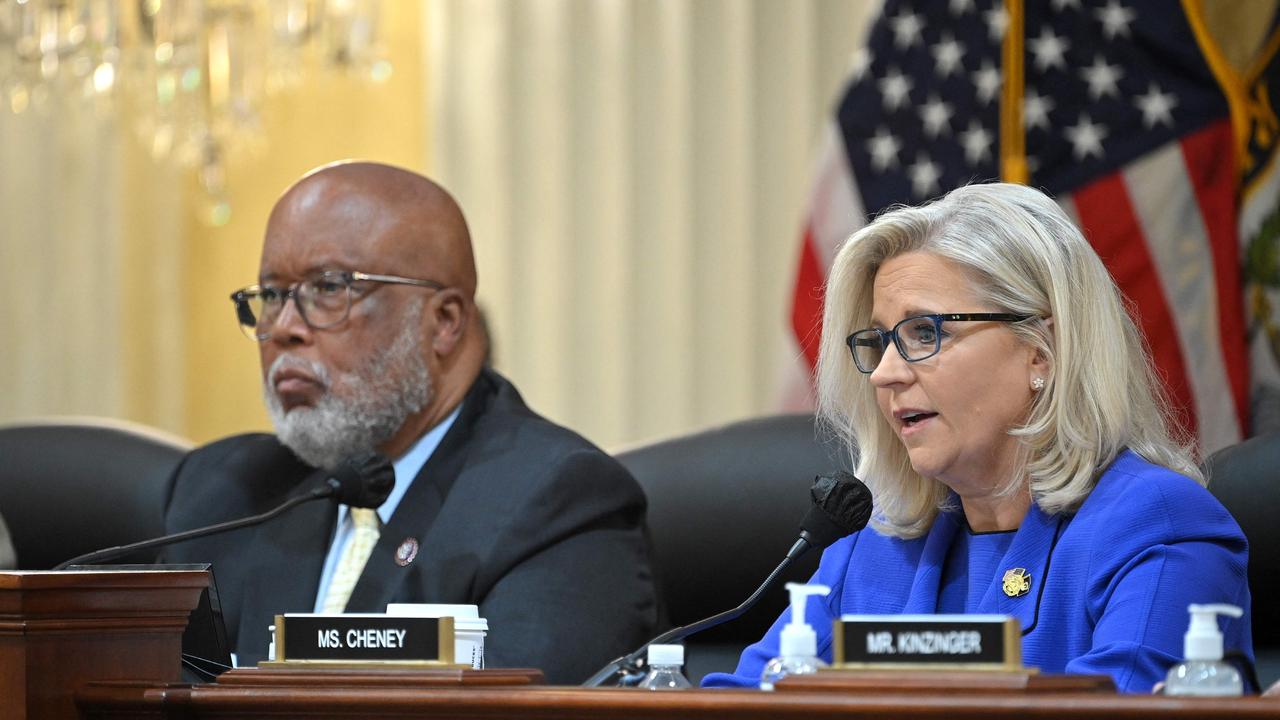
top-left (1000, 0), bottom-right (1028, 185)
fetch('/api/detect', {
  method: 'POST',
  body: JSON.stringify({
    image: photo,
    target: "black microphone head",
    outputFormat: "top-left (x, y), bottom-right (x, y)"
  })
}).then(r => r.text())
top-left (324, 452), bottom-right (395, 509)
top-left (799, 471), bottom-right (873, 550)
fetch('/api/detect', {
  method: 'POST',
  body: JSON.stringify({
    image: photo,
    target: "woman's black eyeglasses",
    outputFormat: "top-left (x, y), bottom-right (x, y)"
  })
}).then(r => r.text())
top-left (846, 313), bottom-right (1032, 374)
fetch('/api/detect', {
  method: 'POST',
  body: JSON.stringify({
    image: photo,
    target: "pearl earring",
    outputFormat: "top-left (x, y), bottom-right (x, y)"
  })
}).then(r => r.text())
top-left (1032, 377), bottom-right (1045, 391)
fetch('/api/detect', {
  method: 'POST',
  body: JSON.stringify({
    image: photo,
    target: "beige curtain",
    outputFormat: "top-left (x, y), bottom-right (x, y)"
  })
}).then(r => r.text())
top-left (428, 0), bottom-right (874, 448)
top-left (0, 99), bottom-right (187, 430)
top-left (0, 2), bottom-right (426, 444)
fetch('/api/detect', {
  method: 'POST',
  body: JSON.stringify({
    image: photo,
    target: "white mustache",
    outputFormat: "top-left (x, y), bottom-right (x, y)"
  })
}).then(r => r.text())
top-left (267, 354), bottom-right (333, 391)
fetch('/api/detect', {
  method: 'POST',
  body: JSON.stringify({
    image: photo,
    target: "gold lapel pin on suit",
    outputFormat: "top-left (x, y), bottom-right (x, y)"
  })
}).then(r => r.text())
top-left (1002, 568), bottom-right (1032, 598)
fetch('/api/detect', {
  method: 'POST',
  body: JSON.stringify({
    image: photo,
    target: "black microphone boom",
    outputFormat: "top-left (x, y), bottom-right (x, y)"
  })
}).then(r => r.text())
top-left (582, 471), bottom-right (872, 687)
top-left (52, 452), bottom-right (394, 571)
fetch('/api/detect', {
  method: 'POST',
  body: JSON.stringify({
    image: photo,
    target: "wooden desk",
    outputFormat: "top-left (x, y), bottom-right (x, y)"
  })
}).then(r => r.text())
top-left (0, 569), bottom-right (207, 720)
top-left (77, 667), bottom-right (1280, 720)
top-left (8, 570), bottom-right (1272, 719)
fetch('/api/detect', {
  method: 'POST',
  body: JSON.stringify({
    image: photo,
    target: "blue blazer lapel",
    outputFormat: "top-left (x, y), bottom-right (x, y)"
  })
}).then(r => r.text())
top-left (977, 503), bottom-right (1065, 635)
top-left (843, 511), bottom-right (961, 615)
top-left (901, 511), bottom-right (963, 613)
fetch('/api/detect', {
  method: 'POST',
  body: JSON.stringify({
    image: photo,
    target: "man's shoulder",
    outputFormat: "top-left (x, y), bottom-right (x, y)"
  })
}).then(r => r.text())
top-left (184, 431), bottom-right (293, 461)
top-left (469, 369), bottom-right (615, 458)
top-left (179, 433), bottom-right (311, 482)
top-left (169, 433), bottom-right (315, 519)
top-left (457, 369), bottom-right (637, 492)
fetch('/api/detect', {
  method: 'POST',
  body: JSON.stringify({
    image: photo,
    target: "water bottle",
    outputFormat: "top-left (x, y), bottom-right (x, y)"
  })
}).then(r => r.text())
top-left (1163, 604), bottom-right (1244, 696)
top-left (637, 644), bottom-right (692, 690)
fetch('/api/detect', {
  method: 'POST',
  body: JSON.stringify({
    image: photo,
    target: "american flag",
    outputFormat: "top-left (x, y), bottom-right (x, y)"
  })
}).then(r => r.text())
top-left (787, 0), bottom-right (1250, 454)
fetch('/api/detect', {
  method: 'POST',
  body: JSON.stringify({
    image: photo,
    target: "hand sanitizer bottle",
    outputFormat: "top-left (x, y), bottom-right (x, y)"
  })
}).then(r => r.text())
top-left (760, 582), bottom-right (831, 691)
top-left (1164, 603), bottom-right (1244, 696)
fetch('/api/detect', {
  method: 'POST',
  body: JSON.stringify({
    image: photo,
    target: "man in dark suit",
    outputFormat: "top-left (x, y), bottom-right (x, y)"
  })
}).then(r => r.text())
top-left (163, 162), bottom-right (658, 684)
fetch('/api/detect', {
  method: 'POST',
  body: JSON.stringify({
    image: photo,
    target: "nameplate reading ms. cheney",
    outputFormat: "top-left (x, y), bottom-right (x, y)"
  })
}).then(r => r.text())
top-left (833, 615), bottom-right (1022, 671)
top-left (273, 613), bottom-right (455, 664)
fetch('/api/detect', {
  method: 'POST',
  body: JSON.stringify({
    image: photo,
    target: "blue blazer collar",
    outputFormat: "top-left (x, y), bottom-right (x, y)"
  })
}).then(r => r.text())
top-left (985, 502), bottom-right (1065, 635)
top-left (891, 499), bottom-right (1065, 635)
top-left (900, 509), bottom-right (960, 614)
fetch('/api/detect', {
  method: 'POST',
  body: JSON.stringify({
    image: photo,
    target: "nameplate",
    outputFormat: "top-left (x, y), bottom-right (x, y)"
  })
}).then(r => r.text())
top-left (833, 615), bottom-right (1022, 670)
top-left (272, 613), bottom-right (455, 665)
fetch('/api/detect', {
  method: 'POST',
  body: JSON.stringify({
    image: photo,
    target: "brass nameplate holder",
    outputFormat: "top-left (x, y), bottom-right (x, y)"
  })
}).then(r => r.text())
top-left (833, 614), bottom-right (1024, 671)
top-left (264, 613), bottom-right (458, 667)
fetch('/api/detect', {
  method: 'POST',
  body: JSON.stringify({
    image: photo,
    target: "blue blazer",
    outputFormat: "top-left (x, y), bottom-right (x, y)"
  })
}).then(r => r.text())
top-left (703, 451), bottom-right (1252, 692)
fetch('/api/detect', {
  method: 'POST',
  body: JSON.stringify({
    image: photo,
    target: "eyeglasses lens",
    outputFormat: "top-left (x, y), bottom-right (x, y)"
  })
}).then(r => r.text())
top-left (850, 331), bottom-right (886, 373)
top-left (897, 317), bottom-right (940, 360)
top-left (234, 278), bottom-right (356, 340)
top-left (303, 279), bottom-right (353, 326)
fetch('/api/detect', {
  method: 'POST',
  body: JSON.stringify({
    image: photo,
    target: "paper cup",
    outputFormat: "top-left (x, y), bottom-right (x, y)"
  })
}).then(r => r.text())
top-left (386, 603), bottom-right (489, 669)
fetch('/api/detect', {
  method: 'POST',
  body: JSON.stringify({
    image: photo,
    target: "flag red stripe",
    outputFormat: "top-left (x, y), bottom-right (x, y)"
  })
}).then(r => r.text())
top-left (791, 226), bottom-right (827, 370)
top-left (1072, 175), bottom-right (1199, 442)
top-left (1179, 119), bottom-right (1251, 434)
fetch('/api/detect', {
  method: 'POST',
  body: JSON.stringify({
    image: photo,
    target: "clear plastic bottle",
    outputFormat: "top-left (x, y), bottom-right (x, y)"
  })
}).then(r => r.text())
top-left (637, 644), bottom-right (692, 690)
top-left (1163, 604), bottom-right (1244, 696)
top-left (759, 582), bottom-right (830, 691)
top-left (760, 653), bottom-right (827, 691)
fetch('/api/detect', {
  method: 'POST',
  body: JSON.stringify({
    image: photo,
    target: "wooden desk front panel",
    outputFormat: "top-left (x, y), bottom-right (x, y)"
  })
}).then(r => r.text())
top-left (78, 682), bottom-right (1280, 720)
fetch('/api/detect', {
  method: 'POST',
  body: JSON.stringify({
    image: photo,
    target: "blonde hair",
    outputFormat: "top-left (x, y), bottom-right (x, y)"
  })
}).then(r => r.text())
top-left (815, 183), bottom-right (1201, 538)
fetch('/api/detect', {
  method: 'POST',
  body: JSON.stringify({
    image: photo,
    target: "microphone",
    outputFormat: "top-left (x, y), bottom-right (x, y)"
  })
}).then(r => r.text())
top-left (326, 451), bottom-right (396, 508)
top-left (52, 452), bottom-right (395, 571)
top-left (582, 471), bottom-right (872, 687)
top-left (788, 472), bottom-right (874, 560)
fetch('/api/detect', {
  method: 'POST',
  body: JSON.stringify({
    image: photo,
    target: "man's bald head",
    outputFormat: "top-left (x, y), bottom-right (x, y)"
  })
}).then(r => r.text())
top-left (257, 161), bottom-right (486, 462)
top-left (269, 161), bottom-right (477, 297)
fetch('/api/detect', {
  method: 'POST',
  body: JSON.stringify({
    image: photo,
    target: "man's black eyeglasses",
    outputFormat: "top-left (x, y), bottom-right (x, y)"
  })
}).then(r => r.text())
top-left (230, 270), bottom-right (444, 341)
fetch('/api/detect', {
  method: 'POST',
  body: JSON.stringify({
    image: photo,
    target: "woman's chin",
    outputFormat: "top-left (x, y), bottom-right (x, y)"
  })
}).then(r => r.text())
top-left (904, 453), bottom-right (944, 484)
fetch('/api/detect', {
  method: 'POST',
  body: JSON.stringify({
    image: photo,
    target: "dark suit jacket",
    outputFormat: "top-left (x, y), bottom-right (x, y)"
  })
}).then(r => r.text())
top-left (162, 368), bottom-right (659, 684)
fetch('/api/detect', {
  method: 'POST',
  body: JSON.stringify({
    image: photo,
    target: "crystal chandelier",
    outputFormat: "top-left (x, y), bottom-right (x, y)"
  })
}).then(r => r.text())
top-left (0, 0), bottom-right (390, 224)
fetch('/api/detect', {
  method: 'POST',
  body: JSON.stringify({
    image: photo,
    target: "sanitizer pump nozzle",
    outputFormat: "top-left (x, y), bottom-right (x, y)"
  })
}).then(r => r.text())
top-left (1164, 603), bottom-right (1244, 696)
top-left (779, 582), bottom-right (830, 658)
top-left (760, 582), bottom-right (831, 690)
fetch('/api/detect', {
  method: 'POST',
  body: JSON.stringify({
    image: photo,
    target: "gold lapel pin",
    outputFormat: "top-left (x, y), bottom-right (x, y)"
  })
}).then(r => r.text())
top-left (1002, 568), bottom-right (1032, 598)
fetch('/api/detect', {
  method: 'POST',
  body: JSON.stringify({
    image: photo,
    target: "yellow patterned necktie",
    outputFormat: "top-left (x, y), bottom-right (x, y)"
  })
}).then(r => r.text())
top-left (320, 507), bottom-right (381, 613)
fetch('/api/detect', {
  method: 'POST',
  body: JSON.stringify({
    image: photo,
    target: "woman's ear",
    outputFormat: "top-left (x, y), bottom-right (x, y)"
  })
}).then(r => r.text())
top-left (1030, 317), bottom-right (1054, 387)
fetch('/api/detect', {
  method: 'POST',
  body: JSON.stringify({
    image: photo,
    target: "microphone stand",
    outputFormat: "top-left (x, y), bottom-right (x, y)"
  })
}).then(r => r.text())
top-left (53, 485), bottom-right (334, 570)
top-left (582, 540), bottom-right (805, 687)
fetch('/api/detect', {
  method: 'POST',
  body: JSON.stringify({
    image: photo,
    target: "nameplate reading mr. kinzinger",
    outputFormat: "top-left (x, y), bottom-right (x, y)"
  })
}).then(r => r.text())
top-left (274, 613), bottom-right (455, 664)
top-left (833, 614), bottom-right (1022, 670)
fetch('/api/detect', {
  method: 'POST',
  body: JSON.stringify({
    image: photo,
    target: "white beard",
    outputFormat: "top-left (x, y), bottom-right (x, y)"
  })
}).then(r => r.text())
top-left (263, 306), bottom-right (432, 470)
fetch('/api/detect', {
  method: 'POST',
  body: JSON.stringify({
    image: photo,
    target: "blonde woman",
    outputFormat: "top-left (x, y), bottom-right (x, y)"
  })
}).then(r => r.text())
top-left (705, 183), bottom-right (1251, 692)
